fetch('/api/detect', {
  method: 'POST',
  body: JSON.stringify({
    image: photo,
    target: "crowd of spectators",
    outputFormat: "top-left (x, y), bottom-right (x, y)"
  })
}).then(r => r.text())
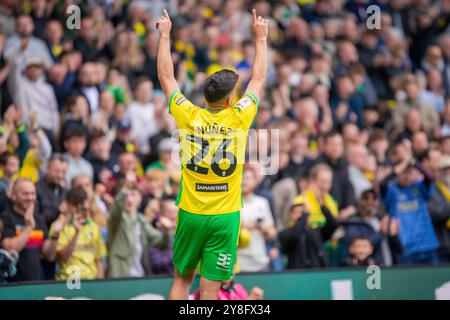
top-left (1, 0), bottom-right (450, 283)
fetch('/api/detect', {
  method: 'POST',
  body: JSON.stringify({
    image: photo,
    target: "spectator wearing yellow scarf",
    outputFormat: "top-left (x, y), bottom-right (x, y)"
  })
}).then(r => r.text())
top-left (294, 163), bottom-right (339, 229)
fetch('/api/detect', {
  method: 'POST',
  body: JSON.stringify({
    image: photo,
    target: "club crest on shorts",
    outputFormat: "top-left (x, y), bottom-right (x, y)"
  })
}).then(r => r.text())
top-left (216, 253), bottom-right (232, 270)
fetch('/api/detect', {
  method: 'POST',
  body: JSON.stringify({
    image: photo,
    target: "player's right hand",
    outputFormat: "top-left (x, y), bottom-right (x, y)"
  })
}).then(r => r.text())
top-left (156, 9), bottom-right (172, 36)
top-left (251, 9), bottom-right (269, 41)
top-left (157, 216), bottom-right (173, 232)
top-left (24, 203), bottom-right (36, 230)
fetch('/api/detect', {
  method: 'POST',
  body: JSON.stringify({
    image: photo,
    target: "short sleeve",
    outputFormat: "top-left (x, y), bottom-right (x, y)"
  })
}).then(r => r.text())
top-left (36, 214), bottom-right (48, 240)
top-left (418, 181), bottom-right (434, 201)
top-left (0, 214), bottom-right (16, 239)
top-left (168, 90), bottom-right (197, 128)
top-left (234, 92), bottom-right (259, 129)
top-left (56, 226), bottom-right (71, 252)
top-left (94, 226), bottom-right (107, 260)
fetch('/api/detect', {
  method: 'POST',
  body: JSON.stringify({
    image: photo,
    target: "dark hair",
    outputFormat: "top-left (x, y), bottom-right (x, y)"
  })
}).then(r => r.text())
top-left (119, 150), bottom-right (136, 159)
top-left (94, 57), bottom-right (111, 69)
top-left (62, 95), bottom-right (84, 114)
top-left (204, 69), bottom-right (239, 103)
top-left (66, 186), bottom-right (88, 205)
top-left (48, 153), bottom-right (68, 165)
top-left (134, 76), bottom-right (152, 90)
top-left (335, 73), bottom-right (351, 82)
top-left (89, 128), bottom-right (107, 141)
top-left (415, 148), bottom-right (427, 162)
top-left (387, 140), bottom-right (407, 159)
top-left (311, 52), bottom-right (325, 61)
top-left (0, 152), bottom-right (19, 166)
top-left (368, 129), bottom-right (386, 145)
top-left (64, 125), bottom-right (87, 141)
top-left (348, 62), bottom-right (366, 76)
top-left (360, 188), bottom-right (378, 199)
top-left (241, 39), bottom-right (253, 48)
top-left (15, 14), bottom-right (32, 20)
top-left (322, 130), bottom-right (341, 142)
top-left (350, 235), bottom-right (371, 244)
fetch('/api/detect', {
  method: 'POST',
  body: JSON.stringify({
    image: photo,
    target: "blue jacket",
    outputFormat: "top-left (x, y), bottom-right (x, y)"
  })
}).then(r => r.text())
top-left (381, 164), bottom-right (439, 256)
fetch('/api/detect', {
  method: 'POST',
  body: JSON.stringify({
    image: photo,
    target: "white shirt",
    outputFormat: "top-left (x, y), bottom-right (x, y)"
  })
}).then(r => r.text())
top-left (441, 123), bottom-right (450, 137)
top-left (4, 35), bottom-right (53, 68)
top-left (129, 219), bottom-right (145, 277)
top-left (82, 87), bottom-right (100, 113)
top-left (238, 194), bottom-right (274, 272)
top-left (9, 52), bottom-right (59, 133)
top-left (65, 154), bottom-right (94, 187)
top-left (126, 101), bottom-right (160, 153)
top-left (348, 165), bottom-right (373, 199)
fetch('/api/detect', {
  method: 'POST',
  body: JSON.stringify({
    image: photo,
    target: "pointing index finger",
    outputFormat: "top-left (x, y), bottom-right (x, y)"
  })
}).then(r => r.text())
top-left (164, 9), bottom-right (170, 19)
top-left (252, 8), bottom-right (257, 21)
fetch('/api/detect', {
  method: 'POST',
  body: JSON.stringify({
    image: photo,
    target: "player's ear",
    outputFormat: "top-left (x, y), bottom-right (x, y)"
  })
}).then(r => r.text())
top-left (226, 95), bottom-right (233, 107)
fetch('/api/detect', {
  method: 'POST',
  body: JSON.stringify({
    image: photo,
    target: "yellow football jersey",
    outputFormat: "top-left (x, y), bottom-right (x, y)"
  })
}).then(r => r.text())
top-left (169, 90), bottom-right (258, 214)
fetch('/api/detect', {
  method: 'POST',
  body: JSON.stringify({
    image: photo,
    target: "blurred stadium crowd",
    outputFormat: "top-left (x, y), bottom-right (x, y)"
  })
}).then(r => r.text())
top-left (1, 0), bottom-right (450, 284)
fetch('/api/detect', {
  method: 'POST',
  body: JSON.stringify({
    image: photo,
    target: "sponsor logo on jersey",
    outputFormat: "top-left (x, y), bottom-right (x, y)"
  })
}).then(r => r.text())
top-left (196, 183), bottom-right (229, 192)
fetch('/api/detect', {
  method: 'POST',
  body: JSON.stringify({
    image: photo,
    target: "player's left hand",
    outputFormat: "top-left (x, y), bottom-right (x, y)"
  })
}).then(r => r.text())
top-left (251, 9), bottom-right (269, 41)
top-left (156, 9), bottom-right (172, 36)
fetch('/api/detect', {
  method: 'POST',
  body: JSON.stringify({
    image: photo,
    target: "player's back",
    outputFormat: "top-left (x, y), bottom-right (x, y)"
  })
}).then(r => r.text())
top-left (168, 90), bottom-right (259, 214)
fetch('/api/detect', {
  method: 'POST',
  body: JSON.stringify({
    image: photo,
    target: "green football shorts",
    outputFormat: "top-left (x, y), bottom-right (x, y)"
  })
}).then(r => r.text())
top-left (173, 208), bottom-right (241, 281)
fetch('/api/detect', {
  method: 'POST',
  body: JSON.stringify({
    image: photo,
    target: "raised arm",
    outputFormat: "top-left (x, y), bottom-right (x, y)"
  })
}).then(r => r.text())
top-left (246, 9), bottom-right (269, 102)
top-left (156, 9), bottom-right (180, 102)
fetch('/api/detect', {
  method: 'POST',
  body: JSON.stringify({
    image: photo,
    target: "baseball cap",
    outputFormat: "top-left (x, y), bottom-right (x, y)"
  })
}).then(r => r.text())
top-left (117, 118), bottom-right (132, 130)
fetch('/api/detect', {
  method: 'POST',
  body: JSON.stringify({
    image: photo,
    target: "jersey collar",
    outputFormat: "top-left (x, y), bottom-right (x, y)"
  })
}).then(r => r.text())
top-left (205, 106), bottom-right (225, 114)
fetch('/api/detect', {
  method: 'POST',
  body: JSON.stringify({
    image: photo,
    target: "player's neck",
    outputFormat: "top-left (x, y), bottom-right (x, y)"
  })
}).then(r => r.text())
top-left (205, 105), bottom-right (226, 113)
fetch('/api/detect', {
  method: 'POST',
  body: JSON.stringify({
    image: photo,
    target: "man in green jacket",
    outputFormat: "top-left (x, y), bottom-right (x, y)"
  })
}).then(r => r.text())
top-left (107, 172), bottom-right (172, 278)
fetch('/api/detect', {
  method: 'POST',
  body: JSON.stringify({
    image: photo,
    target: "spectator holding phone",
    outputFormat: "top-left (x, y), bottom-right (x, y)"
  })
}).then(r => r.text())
top-left (52, 186), bottom-right (106, 281)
